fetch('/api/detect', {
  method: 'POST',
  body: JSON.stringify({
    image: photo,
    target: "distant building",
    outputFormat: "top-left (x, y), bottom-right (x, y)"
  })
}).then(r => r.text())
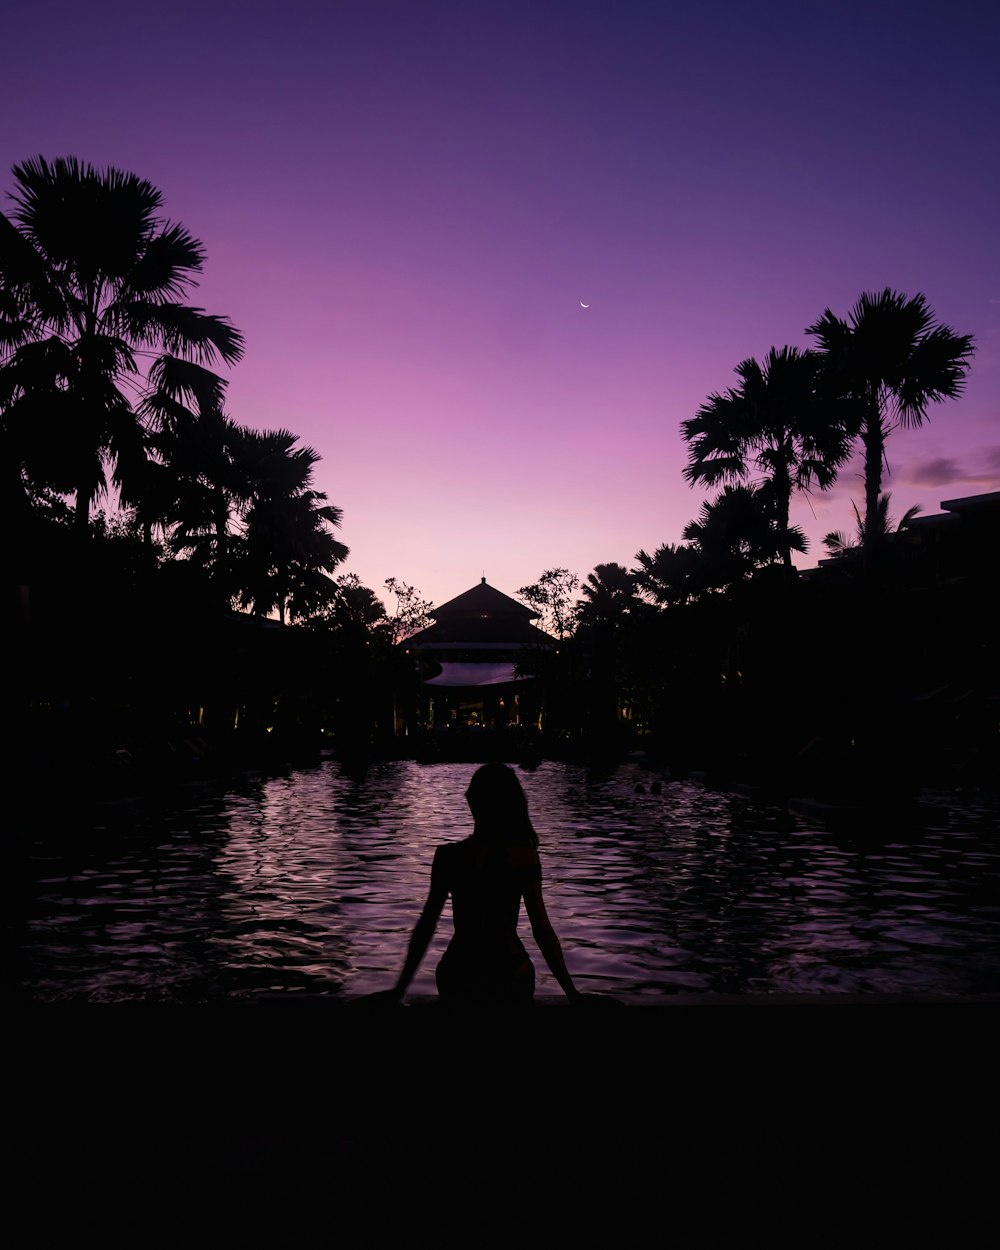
top-left (897, 490), bottom-right (999, 586)
top-left (800, 489), bottom-right (998, 788)
top-left (399, 577), bottom-right (554, 736)
top-left (807, 489), bottom-right (1000, 583)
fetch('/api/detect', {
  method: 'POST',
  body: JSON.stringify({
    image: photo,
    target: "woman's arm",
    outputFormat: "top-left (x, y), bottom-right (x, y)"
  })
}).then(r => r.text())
top-left (523, 880), bottom-right (581, 1001)
top-left (390, 853), bottom-right (449, 1000)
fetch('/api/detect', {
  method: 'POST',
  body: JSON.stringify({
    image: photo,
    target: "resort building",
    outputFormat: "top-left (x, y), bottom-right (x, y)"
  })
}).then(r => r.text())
top-left (895, 490), bottom-right (1000, 586)
top-left (399, 578), bottom-right (554, 739)
top-left (810, 489), bottom-right (1000, 581)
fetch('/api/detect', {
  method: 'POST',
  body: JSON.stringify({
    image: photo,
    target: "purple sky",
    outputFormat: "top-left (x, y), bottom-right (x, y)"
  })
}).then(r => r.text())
top-left (5, 0), bottom-right (998, 610)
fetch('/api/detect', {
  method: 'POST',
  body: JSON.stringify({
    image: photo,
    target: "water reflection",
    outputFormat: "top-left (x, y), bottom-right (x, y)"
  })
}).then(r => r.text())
top-left (12, 760), bottom-right (1000, 1001)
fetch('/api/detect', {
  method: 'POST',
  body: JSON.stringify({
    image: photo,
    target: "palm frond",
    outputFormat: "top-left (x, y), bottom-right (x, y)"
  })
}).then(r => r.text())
top-left (0, 212), bottom-right (71, 329)
top-left (895, 327), bottom-right (975, 426)
top-left (138, 389), bottom-right (193, 431)
top-left (126, 223), bottom-right (206, 298)
top-left (3, 157), bottom-right (245, 529)
top-left (822, 529), bottom-right (853, 555)
top-left (145, 354), bottom-right (228, 412)
top-left (111, 301), bottom-right (244, 365)
top-left (11, 157), bottom-right (162, 285)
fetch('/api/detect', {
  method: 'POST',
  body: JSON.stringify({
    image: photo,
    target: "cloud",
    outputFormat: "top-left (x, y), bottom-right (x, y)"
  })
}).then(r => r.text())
top-left (904, 448), bottom-right (1000, 488)
top-left (907, 457), bottom-right (965, 486)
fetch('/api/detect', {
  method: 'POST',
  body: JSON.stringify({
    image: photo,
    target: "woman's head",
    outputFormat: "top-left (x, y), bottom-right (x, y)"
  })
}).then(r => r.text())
top-left (465, 762), bottom-right (539, 847)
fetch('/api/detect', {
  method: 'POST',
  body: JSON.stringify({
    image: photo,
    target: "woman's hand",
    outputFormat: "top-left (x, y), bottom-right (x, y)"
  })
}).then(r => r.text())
top-left (570, 991), bottom-right (625, 1007)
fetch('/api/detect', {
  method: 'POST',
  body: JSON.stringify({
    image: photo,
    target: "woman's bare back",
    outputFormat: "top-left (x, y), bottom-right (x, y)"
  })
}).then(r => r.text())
top-left (433, 838), bottom-right (541, 1002)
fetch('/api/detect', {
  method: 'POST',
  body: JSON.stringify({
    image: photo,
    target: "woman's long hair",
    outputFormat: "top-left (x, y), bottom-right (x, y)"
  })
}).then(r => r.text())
top-left (465, 763), bottom-right (539, 848)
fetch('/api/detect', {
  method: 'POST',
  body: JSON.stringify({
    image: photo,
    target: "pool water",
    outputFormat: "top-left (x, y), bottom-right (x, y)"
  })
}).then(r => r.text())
top-left (12, 759), bottom-right (1000, 1002)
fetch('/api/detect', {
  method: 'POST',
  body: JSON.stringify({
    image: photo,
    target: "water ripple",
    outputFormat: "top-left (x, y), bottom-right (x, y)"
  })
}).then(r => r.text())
top-left (12, 759), bottom-right (1000, 1001)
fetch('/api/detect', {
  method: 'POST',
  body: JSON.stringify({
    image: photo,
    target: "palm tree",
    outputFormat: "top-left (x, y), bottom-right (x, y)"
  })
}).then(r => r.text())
top-left (325, 573), bottom-right (389, 636)
top-left (682, 346), bottom-right (852, 568)
top-left (576, 562), bottom-right (637, 627)
top-left (152, 411), bottom-right (247, 607)
top-left (807, 289), bottom-right (973, 564)
top-left (575, 563), bottom-right (640, 750)
top-left (823, 492), bottom-right (922, 559)
top-left (135, 354), bottom-right (246, 570)
top-left (633, 543), bottom-right (700, 608)
top-left (682, 485), bottom-right (804, 592)
top-left (125, 357), bottom-right (230, 551)
top-left (0, 156), bottom-right (243, 529)
top-left (234, 429), bottom-right (349, 624)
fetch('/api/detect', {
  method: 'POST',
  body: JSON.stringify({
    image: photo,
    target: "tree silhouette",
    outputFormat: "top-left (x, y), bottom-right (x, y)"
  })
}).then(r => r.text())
top-left (152, 407), bottom-right (247, 601)
top-left (682, 485), bottom-right (803, 592)
top-left (807, 289), bottom-right (973, 565)
top-left (633, 543), bottom-right (700, 607)
top-left (233, 429), bottom-right (348, 624)
top-left (517, 567), bottom-right (580, 639)
top-left (0, 157), bottom-right (243, 530)
top-left (574, 563), bottom-right (642, 752)
top-left (682, 346), bottom-right (851, 568)
top-left (823, 492), bottom-right (922, 559)
top-left (131, 357), bottom-right (235, 557)
top-left (576, 562), bottom-right (637, 627)
top-left (382, 577), bottom-right (434, 645)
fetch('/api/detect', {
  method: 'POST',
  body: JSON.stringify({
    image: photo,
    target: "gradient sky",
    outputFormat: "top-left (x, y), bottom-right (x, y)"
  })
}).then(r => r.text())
top-left (4, 0), bottom-right (998, 610)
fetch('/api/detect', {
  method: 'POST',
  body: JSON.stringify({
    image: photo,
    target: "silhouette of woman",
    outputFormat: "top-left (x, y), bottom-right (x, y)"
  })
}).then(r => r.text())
top-left (381, 762), bottom-right (584, 1006)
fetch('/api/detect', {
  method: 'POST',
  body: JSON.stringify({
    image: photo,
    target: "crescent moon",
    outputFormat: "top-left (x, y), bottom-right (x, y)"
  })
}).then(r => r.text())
top-left (580, 301), bottom-right (590, 308)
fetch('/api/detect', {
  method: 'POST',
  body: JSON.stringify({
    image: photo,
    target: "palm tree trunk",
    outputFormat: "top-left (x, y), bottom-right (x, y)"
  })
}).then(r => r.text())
top-left (776, 460), bottom-right (793, 569)
top-left (862, 400), bottom-right (884, 569)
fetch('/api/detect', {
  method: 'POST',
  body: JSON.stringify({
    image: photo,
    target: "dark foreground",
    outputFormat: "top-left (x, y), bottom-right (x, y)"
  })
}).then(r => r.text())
top-left (330, 992), bottom-right (1000, 1007)
top-left (13, 1000), bottom-right (998, 1250)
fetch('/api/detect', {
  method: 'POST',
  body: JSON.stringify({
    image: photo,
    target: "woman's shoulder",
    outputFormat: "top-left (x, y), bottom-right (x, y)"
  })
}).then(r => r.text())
top-left (435, 839), bottom-right (539, 870)
top-left (508, 845), bottom-right (542, 878)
